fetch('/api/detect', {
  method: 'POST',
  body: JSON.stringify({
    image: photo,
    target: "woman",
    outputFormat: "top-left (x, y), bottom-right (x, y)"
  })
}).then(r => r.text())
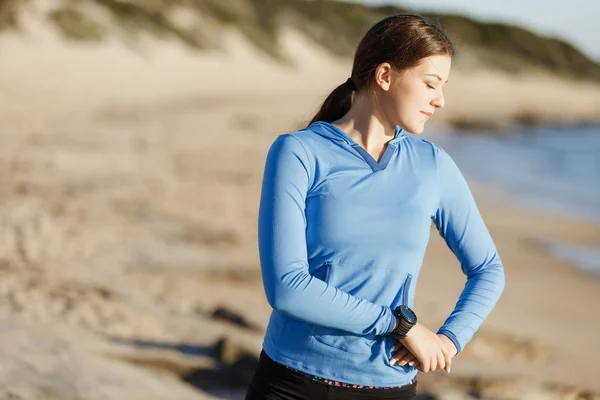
top-left (246, 13), bottom-right (505, 400)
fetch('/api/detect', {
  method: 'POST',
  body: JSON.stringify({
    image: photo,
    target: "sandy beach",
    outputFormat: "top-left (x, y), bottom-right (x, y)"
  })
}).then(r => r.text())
top-left (0, 17), bottom-right (599, 399)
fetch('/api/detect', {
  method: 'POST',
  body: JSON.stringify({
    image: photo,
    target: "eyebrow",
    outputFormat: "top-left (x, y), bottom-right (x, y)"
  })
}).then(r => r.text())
top-left (425, 73), bottom-right (449, 83)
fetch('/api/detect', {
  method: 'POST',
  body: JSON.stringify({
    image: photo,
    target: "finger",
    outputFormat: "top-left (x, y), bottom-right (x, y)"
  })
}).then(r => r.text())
top-left (421, 357), bottom-right (431, 373)
top-left (436, 350), bottom-right (446, 372)
top-left (430, 355), bottom-right (438, 372)
top-left (399, 353), bottom-right (416, 367)
top-left (391, 342), bottom-right (403, 352)
top-left (392, 346), bottom-right (409, 358)
top-left (437, 338), bottom-right (451, 373)
top-left (392, 347), bottom-right (410, 359)
top-left (414, 361), bottom-right (424, 372)
top-left (390, 348), bottom-right (410, 365)
top-left (440, 343), bottom-right (452, 373)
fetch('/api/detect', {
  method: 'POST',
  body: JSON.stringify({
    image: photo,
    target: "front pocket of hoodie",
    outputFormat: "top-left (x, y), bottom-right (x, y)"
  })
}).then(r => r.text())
top-left (308, 261), bottom-right (411, 356)
top-left (401, 273), bottom-right (413, 308)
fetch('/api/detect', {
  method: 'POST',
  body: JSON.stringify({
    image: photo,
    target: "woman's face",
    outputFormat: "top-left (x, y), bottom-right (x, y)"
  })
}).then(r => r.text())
top-left (374, 55), bottom-right (451, 134)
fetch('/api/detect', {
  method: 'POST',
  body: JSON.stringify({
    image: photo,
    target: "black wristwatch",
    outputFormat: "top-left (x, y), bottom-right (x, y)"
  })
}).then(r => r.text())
top-left (389, 305), bottom-right (417, 340)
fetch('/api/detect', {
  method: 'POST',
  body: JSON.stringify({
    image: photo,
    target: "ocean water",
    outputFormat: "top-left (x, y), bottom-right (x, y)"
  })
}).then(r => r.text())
top-left (422, 124), bottom-right (600, 274)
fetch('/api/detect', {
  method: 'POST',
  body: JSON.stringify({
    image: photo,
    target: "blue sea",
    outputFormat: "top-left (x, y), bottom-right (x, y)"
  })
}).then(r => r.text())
top-left (422, 124), bottom-right (600, 275)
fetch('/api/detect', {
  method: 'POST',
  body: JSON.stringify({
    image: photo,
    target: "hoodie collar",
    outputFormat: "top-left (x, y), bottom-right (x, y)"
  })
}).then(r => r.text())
top-left (308, 121), bottom-right (408, 146)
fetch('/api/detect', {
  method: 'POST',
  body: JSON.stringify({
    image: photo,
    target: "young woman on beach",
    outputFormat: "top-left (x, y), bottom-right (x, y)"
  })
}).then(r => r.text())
top-left (245, 13), bottom-right (505, 400)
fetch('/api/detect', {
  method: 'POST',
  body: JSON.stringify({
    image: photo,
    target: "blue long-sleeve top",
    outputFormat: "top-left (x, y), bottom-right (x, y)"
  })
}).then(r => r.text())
top-left (257, 121), bottom-right (505, 387)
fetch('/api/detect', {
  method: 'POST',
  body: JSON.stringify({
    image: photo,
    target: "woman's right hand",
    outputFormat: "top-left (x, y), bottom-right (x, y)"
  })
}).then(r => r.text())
top-left (393, 322), bottom-right (451, 373)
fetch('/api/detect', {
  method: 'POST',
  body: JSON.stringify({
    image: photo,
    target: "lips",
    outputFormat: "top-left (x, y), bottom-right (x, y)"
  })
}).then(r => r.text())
top-left (421, 111), bottom-right (432, 117)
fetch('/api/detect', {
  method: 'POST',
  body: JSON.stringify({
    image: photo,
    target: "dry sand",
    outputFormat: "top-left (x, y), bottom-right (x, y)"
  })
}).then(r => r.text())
top-left (0, 15), bottom-right (599, 400)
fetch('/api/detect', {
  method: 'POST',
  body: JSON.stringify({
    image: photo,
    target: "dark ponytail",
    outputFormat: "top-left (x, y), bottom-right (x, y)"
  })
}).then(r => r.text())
top-left (308, 80), bottom-right (356, 125)
top-left (307, 14), bottom-right (454, 126)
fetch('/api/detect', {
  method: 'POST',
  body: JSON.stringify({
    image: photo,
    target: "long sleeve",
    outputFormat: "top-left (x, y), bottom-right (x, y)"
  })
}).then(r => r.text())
top-left (432, 145), bottom-right (506, 354)
top-left (258, 134), bottom-right (397, 336)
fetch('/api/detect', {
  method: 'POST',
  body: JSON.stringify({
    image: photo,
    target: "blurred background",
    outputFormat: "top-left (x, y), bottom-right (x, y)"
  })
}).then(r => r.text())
top-left (0, 0), bottom-right (599, 399)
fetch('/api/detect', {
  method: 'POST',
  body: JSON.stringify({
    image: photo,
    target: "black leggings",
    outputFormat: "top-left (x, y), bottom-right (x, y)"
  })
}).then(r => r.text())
top-left (245, 350), bottom-right (417, 400)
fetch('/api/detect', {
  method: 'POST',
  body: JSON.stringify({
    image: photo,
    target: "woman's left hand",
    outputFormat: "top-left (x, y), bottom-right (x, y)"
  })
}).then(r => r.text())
top-left (390, 334), bottom-right (458, 372)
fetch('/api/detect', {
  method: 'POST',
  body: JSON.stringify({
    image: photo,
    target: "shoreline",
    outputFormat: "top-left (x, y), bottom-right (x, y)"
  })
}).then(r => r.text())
top-left (439, 118), bottom-right (600, 135)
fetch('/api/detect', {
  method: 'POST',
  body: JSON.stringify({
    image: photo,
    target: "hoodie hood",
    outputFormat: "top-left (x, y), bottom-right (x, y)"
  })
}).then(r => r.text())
top-left (307, 121), bottom-right (408, 146)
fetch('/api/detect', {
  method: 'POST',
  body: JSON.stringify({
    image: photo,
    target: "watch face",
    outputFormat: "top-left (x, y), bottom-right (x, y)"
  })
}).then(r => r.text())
top-left (400, 305), bottom-right (417, 324)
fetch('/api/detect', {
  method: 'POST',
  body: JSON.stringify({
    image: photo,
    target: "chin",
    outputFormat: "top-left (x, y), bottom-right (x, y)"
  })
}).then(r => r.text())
top-left (406, 124), bottom-right (425, 135)
top-left (397, 120), bottom-right (424, 135)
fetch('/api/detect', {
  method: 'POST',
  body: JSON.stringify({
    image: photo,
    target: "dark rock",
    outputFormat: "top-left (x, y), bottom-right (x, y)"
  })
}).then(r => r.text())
top-left (211, 306), bottom-right (260, 331)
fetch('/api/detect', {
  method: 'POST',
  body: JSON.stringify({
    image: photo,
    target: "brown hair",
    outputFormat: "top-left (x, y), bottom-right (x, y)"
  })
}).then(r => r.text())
top-left (308, 14), bottom-right (454, 126)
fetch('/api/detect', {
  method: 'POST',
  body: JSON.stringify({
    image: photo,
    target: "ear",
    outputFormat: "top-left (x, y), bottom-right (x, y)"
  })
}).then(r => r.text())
top-left (374, 63), bottom-right (393, 92)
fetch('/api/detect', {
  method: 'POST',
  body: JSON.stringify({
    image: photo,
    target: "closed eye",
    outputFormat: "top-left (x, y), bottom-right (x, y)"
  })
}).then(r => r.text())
top-left (425, 83), bottom-right (435, 90)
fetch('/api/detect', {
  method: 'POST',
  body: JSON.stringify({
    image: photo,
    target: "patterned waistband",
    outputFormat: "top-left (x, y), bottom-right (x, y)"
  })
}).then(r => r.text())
top-left (275, 360), bottom-right (417, 390)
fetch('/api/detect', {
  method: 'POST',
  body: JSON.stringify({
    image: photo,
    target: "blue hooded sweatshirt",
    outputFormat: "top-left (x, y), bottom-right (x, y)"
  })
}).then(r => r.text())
top-left (257, 121), bottom-right (505, 387)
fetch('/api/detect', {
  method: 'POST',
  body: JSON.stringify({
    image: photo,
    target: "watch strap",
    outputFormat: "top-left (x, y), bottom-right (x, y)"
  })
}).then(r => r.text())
top-left (390, 306), bottom-right (417, 340)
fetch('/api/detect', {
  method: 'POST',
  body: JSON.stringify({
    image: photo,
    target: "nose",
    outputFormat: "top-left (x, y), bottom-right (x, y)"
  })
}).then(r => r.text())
top-left (431, 89), bottom-right (445, 109)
